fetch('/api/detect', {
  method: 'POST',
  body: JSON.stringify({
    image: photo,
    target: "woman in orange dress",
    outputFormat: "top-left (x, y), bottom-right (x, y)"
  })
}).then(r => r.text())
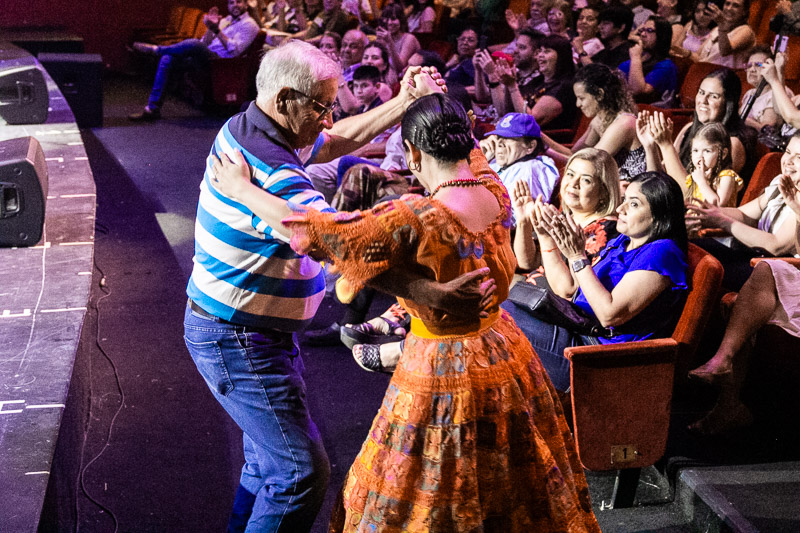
top-left (212, 93), bottom-right (600, 532)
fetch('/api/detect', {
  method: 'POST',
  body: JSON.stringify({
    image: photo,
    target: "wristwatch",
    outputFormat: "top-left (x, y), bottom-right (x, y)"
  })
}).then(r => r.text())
top-left (570, 257), bottom-right (591, 273)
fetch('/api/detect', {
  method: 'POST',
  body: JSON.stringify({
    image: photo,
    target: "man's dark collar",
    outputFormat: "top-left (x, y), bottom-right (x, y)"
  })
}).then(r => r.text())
top-left (245, 101), bottom-right (297, 154)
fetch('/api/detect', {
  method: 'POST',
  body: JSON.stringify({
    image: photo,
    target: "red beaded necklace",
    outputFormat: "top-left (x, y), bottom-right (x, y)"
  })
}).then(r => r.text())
top-left (430, 177), bottom-right (482, 197)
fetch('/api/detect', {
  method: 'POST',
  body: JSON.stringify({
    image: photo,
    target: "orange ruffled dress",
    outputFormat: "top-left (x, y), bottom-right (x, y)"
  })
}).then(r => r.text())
top-left (286, 151), bottom-right (600, 532)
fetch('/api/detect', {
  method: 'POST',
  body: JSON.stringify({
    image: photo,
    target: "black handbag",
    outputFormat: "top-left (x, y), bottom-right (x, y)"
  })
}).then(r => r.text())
top-left (507, 282), bottom-right (614, 338)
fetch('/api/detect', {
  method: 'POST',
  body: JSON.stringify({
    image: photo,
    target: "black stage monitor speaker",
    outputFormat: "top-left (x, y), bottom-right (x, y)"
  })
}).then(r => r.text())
top-left (38, 53), bottom-right (103, 128)
top-left (0, 64), bottom-right (49, 124)
top-left (0, 137), bottom-right (48, 247)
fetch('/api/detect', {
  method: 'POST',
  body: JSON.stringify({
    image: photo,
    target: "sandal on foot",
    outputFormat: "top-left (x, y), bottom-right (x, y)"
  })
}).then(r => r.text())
top-left (352, 344), bottom-right (392, 373)
top-left (688, 366), bottom-right (731, 386)
top-left (340, 315), bottom-right (409, 349)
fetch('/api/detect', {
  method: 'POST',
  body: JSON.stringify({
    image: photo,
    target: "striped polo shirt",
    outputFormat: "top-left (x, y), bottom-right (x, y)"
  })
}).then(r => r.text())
top-left (187, 101), bottom-right (334, 331)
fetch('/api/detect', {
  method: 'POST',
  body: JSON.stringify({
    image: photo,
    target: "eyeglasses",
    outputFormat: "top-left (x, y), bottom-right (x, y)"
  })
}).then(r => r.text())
top-left (293, 89), bottom-right (338, 117)
top-left (637, 27), bottom-right (656, 34)
top-left (746, 61), bottom-right (764, 69)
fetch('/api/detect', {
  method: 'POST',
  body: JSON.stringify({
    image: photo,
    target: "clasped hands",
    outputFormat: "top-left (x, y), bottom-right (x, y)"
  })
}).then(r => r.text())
top-left (511, 180), bottom-right (586, 261)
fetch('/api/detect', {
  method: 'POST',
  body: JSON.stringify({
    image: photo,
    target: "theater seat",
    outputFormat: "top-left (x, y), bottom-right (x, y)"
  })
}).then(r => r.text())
top-left (564, 243), bottom-right (723, 508)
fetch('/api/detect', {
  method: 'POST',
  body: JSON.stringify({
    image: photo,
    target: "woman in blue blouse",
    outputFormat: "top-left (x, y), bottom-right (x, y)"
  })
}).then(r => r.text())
top-left (504, 171), bottom-right (689, 391)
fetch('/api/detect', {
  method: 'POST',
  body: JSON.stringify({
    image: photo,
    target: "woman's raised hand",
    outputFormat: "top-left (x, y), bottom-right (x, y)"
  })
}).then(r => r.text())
top-left (648, 111), bottom-right (673, 146)
top-left (636, 110), bottom-right (656, 148)
top-left (511, 179), bottom-right (535, 221)
top-left (778, 173), bottom-right (800, 219)
top-left (760, 58), bottom-right (780, 85)
top-left (209, 150), bottom-right (253, 201)
top-left (505, 9), bottom-right (524, 32)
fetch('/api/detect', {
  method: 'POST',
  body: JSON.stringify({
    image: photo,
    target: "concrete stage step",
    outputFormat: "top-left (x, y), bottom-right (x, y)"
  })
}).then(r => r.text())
top-left (588, 462), bottom-right (800, 532)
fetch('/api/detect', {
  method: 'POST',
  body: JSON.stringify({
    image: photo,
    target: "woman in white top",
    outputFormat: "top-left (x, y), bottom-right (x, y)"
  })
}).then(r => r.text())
top-left (375, 3), bottom-right (421, 72)
top-left (694, 0), bottom-right (754, 69)
top-left (405, 0), bottom-right (436, 33)
top-left (671, 0), bottom-right (714, 57)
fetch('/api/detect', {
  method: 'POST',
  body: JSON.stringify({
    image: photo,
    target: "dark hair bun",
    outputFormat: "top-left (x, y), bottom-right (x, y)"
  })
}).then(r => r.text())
top-left (401, 94), bottom-right (473, 163)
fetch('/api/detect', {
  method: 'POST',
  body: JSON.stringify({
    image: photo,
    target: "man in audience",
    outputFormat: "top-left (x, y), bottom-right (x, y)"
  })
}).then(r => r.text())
top-left (483, 113), bottom-right (560, 210)
top-left (475, 27), bottom-right (542, 116)
top-left (339, 29), bottom-right (368, 83)
top-left (186, 40), bottom-right (488, 531)
top-left (292, 0), bottom-right (354, 43)
top-left (588, 5), bottom-right (634, 69)
top-left (129, 0), bottom-right (260, 121)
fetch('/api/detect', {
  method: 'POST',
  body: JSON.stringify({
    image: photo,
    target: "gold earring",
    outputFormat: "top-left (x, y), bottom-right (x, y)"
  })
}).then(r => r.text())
top-left (408, 161), bottom-right (421, 172)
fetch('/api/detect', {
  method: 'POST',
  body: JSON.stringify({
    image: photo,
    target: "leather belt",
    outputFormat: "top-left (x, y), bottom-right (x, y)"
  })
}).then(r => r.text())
top-left (188, 299), bottom-right (236, 325)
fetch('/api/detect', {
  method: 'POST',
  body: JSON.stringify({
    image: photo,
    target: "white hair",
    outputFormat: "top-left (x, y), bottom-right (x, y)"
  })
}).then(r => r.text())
top-left (255, 40), bottom-right (342, 102)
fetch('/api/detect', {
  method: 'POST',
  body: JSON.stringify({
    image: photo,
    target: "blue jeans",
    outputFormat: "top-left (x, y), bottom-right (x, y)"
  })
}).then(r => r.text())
top-left (183, 305), bottom-right (330, 533)
top-left (501, 300), bottom-right (590, 392)
top-left (149, 39), bottom-right (214, 110)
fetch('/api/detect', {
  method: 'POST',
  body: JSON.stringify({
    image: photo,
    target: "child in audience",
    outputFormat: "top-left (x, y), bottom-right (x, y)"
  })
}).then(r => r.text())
top-left (638, 112), bottom-right (743, 207)
top-left (351, 65), bottom-right (383, 114)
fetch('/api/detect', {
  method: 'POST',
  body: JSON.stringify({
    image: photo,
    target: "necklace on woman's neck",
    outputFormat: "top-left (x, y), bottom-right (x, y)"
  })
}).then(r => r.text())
top-left (430, 177), bottom-right (482, 197)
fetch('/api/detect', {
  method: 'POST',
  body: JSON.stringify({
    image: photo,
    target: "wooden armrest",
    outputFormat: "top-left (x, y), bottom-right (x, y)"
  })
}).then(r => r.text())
top-left (751, 256), bottom-right (800, 267)
top-left (696, 228), bottom-right (729, 238)
top-left (564, 338), bottom-right (678, 366)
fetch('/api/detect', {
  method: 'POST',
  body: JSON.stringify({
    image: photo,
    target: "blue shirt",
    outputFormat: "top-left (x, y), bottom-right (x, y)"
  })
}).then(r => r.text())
top-left (575, 234), bottom-right (688, 344)
top-left (619, 58), bottom-right (678, 107)
top-left (187, 101), bottom-right (334, 331)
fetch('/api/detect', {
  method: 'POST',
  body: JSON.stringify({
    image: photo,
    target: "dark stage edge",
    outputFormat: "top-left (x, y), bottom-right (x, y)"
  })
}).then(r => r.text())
top-left (0, 46), bottom-right (94, 531)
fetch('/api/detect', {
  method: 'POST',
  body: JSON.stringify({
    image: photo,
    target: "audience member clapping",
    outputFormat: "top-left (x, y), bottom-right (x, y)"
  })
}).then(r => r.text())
top-left (638, 112), bottom-right (743, 207)
top-left (445, 28), bottom-right (480, 89)
top-left (511, 148), bottom-right (621, 297)
top-left (502, 171), bottom-right (689, 392)
top-left (546, 1), bottom-right (573, 40)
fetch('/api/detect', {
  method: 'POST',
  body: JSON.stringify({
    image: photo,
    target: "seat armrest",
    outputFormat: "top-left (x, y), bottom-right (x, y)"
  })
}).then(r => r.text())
top-left (696, 228), bottom-right (729, 238)
top-left (751, 256), bottom-right (800, 267)
top-left (565, 338), bottom-right (678, 366)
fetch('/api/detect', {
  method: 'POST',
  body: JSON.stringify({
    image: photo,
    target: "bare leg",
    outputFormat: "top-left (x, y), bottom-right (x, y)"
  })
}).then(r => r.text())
top-left (689, 262), bottom-right (781, 434)
top-left (689, 262), bottom-right (780, 382)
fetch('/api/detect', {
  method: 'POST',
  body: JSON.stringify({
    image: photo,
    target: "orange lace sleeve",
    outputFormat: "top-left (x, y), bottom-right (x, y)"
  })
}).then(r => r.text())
top-left (283, 197), bottom-right (427, 293)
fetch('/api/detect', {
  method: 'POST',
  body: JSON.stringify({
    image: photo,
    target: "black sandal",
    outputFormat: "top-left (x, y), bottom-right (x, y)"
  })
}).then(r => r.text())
top-left (340, 315), bottom-right (409, 349)
top-left (352, 344), bottom-right (395, 374)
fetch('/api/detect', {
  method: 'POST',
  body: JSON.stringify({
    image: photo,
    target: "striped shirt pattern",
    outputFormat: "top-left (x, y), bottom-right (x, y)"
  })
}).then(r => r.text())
top-left (187, 102), bottom-right (334, 331)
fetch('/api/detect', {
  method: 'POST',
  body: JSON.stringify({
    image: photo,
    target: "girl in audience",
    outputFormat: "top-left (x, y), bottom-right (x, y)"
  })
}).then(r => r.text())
top-left (688, 175), bottom-right (800, 435)
top-left (512, 148), bottom-right (621, 296)
top-left (671, 0), bottom-right (714, 58)
top-left (741, 46), bottom-right (794, 131)
top-left (639, 114), bottom-right (743, 206)
top-left (405, 0), bottom-right (436, 33)
top-left (694, 0), bottom-right (754, 69)
top-left (502, 171), bottom-right (689, 392)
top-left (620, 15), bottom-right (679, 107)
top-left (675, 68), bottom-right (757, 179)
top-left (375, 3), bottom-right (421, 72)
top-left (686, 132), bottom-right (800, 289)
top-left (543, 63), bottom-right (645, 181)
